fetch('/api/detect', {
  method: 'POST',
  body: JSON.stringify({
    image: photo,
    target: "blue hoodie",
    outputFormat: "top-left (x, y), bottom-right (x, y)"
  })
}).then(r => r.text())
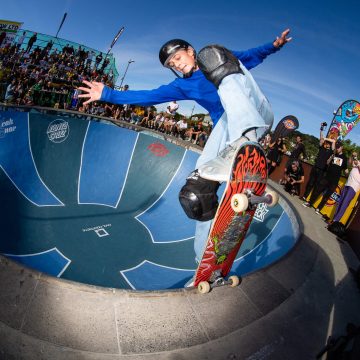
top-left (100, 42), bottom-right (279, 127)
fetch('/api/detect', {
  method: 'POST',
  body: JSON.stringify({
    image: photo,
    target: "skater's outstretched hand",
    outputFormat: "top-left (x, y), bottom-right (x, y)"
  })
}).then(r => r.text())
top-left (78, 80), bottom-right (104, 105)
top-left (273, 29), bottom-right (292, 48)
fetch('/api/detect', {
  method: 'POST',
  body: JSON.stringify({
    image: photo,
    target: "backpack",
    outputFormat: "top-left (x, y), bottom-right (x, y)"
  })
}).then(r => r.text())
top-left (328, 221), bottom-right (346, 239)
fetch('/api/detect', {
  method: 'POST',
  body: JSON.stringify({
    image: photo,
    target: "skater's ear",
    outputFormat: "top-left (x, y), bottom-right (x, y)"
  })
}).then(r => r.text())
top-left (187, 47), bottom-right (195, 57)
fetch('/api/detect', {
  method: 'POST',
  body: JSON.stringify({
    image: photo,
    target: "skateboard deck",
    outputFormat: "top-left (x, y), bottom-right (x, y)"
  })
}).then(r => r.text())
top-left (193, 142), bottom-right (276, 292)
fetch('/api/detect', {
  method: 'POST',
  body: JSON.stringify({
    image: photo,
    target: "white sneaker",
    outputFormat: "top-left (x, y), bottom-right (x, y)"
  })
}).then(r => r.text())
top-left (184, 277), bottom-right (195, 288)
top-left (198, 136), bottom-right (249, 182)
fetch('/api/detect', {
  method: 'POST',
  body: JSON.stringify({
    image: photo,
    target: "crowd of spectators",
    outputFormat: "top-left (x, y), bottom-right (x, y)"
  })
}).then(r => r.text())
top-left (0, 35), bottom-right (212, 147)
top-left (263, 121), bottom-right (360, 237)
top-left (0, 33), bottom-right (114, 110)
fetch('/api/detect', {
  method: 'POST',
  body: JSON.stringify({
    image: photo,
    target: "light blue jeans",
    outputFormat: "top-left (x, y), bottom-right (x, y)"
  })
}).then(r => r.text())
top-left (193, 62), bottom-right (274, 262)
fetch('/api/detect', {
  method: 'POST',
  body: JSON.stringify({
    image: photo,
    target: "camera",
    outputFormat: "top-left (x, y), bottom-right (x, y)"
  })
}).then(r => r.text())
top-left (320, 122), bottom-right (327, 131)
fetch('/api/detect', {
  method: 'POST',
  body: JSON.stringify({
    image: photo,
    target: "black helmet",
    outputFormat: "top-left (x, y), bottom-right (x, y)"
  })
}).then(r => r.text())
top-left (159, 39), bottom-right (194, 68)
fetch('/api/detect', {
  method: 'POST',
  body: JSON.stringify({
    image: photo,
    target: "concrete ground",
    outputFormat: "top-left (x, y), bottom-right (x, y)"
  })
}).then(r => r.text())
top-left (0, 180), bottom-right (360, 360)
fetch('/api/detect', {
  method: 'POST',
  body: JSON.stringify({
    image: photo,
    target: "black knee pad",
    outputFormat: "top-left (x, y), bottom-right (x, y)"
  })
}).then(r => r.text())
top-left (197, 45), bottom-right (243, 88)
top-left (179, 170), bottom-right (220, 221)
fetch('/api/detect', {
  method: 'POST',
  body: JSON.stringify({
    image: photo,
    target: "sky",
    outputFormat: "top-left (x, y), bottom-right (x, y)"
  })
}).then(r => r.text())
top-left (2, 0), bottom-right (360, 144)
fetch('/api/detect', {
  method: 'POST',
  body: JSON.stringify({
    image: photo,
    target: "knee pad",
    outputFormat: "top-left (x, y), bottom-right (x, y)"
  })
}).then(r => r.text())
top-left (179, 170), bottom-right (220, 221)
top-left (197, 45), bottom-right (244, 88)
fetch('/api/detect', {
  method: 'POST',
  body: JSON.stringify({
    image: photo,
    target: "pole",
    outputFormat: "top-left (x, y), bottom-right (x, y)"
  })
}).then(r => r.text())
top-left (119, 60), bottom-right (135, 89)
top-left (105, 26), bottom-right (125, 61)
top-left (190, 104), bottom-right (195, 118)
top-left (55, 13), bottom-right (67, 38)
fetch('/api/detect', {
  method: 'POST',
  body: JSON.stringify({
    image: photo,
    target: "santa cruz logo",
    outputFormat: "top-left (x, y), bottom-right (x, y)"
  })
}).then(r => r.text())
top-left (326, 184), bottom-right (342, 207)
top-left (283, 119), bottom-right (297, 130)
top-left (47, 119), bottom-right (70, 143)
top-left (147, 142), bottom-right (169, 157)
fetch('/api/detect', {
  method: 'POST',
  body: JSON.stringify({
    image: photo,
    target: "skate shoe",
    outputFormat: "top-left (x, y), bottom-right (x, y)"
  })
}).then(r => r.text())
top-left (198, 136), bottom-right (248, 182)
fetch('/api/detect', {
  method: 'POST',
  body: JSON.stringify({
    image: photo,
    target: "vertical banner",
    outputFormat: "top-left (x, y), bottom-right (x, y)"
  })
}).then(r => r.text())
top-left (327, 100), bottom-right (360, 141)
top-left (0, 19), bottom-right (23, 46)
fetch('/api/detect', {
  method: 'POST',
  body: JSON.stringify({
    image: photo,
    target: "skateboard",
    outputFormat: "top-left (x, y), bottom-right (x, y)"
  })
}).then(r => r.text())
top-left (326, 100), bottom-right (360, 141)
top-left (193, 142), bottom-right (278, 293)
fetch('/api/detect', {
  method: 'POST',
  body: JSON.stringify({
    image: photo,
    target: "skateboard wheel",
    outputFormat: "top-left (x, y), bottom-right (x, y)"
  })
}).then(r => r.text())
top-left (265, 191), bottom-right (279, 207)
top-left (229, 275), bottom-right (240, 287)
top-left (198, 281), bottom-right (211, 294)
top-left (231, 194), bottom-right (248, 212)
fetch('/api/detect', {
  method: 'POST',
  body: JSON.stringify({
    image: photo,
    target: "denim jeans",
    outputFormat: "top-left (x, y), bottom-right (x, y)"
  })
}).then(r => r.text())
top-left (193, 62), bottom-right (274, 262)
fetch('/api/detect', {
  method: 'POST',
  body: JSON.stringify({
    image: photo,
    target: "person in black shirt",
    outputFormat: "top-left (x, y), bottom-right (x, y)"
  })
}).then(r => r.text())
top-left (281, 135), bottom-right (306, 183)
top-left (283, 160), bottom-right (304, 195)
top-left (267, 136), bottom-right (287, 175)
top-left (301, 127), bottom-right (335, 200)
top-left (290, 135), bottom-right (306, 160)
top-left (26, 33), bottom-right (37, 53)
top-left (303, 141), bottom-right (348, 214)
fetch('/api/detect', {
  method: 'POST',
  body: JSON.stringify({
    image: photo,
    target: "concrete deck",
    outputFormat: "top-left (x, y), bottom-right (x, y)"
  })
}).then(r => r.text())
top-left (0, 180), bottom-right (360, 360)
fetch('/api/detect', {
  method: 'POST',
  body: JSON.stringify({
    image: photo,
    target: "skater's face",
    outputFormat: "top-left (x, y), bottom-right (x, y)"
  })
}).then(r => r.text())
top-left (167, 48), bottom-right (197, 75)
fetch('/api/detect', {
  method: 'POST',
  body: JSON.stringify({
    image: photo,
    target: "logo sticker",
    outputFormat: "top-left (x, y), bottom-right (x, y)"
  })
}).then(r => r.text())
top-left (0, 117), bottom-right (17, 138)
top-left (326, 185), bottom-right (342, 207)
top-left (82, 224), bottom-right (112, 238)
top-left (254, 202), bottom-right (269, 222)
top-left (47, 119), bottom-right (70, 143)
top-left (283, 119), bottom-right (296, 130)
top-left (147, 142), bottom-right (169, 157)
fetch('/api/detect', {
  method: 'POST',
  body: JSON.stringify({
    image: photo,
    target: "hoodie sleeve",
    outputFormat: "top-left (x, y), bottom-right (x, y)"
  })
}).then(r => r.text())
top-left (232, 42), bottom-right (280, 70)
top-left (100, 81), bottom-right (187, 107)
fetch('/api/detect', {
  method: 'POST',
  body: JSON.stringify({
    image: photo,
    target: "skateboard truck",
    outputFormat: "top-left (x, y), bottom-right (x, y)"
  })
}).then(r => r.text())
top-left (197, 270), bottom-right (242, 294)
top-left (231, 189), bottom-right (279, 212)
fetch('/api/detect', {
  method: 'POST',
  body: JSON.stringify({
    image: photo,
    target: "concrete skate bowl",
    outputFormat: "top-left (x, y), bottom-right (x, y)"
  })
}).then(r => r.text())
top-left (0, 107), bottom-right (300, 291)
top-left (0, 106), bottom-right (307, 358)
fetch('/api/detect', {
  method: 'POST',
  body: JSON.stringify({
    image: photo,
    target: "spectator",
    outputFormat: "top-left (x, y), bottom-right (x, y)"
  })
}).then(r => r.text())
top-left (16, 31), bottom-right (26, 51)
top-left (138, 109), bottom-right (153, 127)
top-left (101, 57), bottom-right (110, 72)
top-left (187, 121), bottom-right (203, 144)
top-left (330, 153), bottom-right (360, 225)
top-left (282, 160), bottom-right (304, 196)
top-left (95, 52), bottom-right (103, 69)
top-left (198, 125), bottom-right (210, 147)
top-left (301, 125), bottom-right (335, 201)
top-left (281, 135), bottom-right (306, 184)
top-left (260, 133), bottom-right (272, 154)
top-left (303, 141), bottom-right (348, 215)
top-left (4, 79), bottom-right (16, 102)
top-left (26, 33), bottom-right (37, 53)
top-left (86, 50), bottom-right (95, 67)
top-left (166, 100), bottom-right (179, 116)
top-left (267, 136), bottom-right (287, 175)
top-left (0, 31), bottom-right (6, 48)
top-left (175, 118), bottom-right (188, 139)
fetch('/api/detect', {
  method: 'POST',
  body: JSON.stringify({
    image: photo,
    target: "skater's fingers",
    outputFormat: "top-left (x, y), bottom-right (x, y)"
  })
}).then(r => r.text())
top-left (82, 98), bottom-right (93, 105)
top-left (81, 80), bottom-right (94, 88)
top-left (78, 94), bottom-right (91, 99)
top-left (281, 28), bottom-right (290, 37)
top-left (77, 87), bottom-right (91, 93)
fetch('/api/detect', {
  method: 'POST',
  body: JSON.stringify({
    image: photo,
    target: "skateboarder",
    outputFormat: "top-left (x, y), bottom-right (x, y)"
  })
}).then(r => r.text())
top-left (78, 28), bottom-right (292, 263)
